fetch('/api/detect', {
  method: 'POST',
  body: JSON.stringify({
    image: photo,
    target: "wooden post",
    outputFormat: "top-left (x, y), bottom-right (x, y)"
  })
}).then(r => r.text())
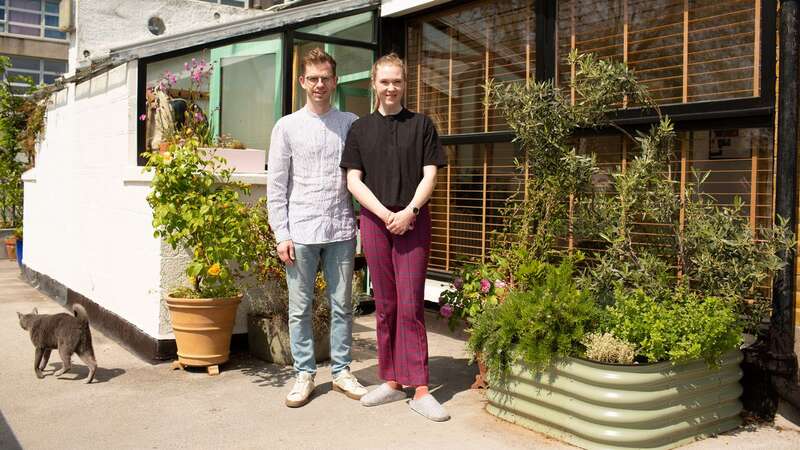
top-left (568, 194), bottom-right (575, 253)
top-left (482, 147), bottom-right (488, 262)
top-left (526, 3), bottom-right (532, 83)
top-left (754, 0), bottom-right (761, 97)
top-left (682, 0), bottom-right (689, 103)
top-left (623, 0), bottom-right (629, 107)
top-left (750, 136), bottom-right (759, 233)
top-left (448, 28), bottom-right (453, 135)
top-left (571, 0), bottom-right (576, 105)
top-left (622, 139), bottom-right (628, 173)
top-left (417, 28), bottom-right (422, 112)
top-left (446, 150), bottom-right (452, 271)
top-left (485, 20), bottom-right (491, 132)
top-left (679, 136), bottom-right (688, 277)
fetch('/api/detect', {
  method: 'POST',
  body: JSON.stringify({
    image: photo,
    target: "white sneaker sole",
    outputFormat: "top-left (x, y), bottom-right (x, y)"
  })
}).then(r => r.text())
top-left (285, 389), bottom-right (314, 408)
top-left (332, 383), bottom-right (365, 400)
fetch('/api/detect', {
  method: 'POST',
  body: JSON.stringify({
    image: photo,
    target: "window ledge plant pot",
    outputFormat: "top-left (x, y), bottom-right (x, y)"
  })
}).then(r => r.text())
top-left (486, 350), bottom-right (743, 450)
top-left (165, 294), bottom-right (243, 376)
top-left (199, 147), bottom-right (266, 173)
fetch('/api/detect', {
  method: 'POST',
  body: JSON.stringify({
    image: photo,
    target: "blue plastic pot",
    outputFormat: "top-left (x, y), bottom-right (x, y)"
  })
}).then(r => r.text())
top-left (15, 238), bottom-right (22, 267)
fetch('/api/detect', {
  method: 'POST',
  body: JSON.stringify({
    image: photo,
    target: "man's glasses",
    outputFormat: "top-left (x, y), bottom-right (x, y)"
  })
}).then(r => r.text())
top-left (305, 76), bottom-right (334, 85)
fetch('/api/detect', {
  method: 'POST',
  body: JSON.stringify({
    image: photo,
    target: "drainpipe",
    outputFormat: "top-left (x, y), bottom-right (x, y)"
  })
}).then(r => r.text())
top-left (770, 0), bottom-right (800, 412)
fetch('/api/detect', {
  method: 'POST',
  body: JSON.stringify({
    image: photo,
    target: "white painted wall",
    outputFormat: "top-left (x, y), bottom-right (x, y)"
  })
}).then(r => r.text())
top-left (23, 61), bottom-right (164, 338)
top-left (71, 0), bottom-right (270, 70)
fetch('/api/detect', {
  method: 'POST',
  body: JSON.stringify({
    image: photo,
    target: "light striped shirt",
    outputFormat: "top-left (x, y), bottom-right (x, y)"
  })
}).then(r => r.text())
top-left (267, 106), bottom-right (358, 245)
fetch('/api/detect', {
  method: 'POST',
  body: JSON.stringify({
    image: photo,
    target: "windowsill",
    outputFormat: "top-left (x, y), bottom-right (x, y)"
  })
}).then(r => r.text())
top-left (21, 167), bottom-right (36, 182)
top-left (122, 166), bottom-right (267, 185)
top-left (0, 32), bottom-right (69, 45)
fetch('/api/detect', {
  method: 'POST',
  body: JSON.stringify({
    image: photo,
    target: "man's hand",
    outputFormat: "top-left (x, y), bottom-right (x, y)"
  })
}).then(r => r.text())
top-left (386, 208), bottom-right (416, 235)
top-left (277, 240), bottom-right (295, 266)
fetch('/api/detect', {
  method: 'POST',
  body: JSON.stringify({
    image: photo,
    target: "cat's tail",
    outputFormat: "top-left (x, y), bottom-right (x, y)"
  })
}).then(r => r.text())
top-left (72, 304), bottom-right (89, 323)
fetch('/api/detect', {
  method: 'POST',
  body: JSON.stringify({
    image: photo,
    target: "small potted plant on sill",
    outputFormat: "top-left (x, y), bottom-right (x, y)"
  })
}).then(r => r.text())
top-left (145, 133), bottom-right (257, 376)
top-left (245, 198), bottom-right (331, 365)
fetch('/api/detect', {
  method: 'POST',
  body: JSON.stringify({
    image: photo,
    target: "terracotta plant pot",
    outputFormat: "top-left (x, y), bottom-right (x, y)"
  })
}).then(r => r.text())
top-left (165, 294), bottom-right (242, 376)
top-left (4, 236), bottom-right (17, 261)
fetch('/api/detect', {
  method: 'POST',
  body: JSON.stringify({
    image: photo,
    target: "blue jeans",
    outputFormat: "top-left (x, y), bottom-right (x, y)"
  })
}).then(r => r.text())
top-left (285, 238), bottom-right (355, 376)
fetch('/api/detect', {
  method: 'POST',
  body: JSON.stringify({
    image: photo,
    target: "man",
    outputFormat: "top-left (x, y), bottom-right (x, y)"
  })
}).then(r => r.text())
top-left (267, 48), bottom-right (367, 407)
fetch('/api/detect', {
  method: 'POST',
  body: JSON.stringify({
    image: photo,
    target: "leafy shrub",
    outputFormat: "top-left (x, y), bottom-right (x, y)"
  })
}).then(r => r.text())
top-left (467, 258), bottom-right (600, 375)
top-left (607, 288), bottom-right (742, 364)
top-left (145, 136), bottom-right (256, 298)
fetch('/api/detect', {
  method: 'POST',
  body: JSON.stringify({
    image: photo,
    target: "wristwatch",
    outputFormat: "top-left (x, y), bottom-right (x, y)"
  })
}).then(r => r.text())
top-left (410, 205), bottom-right (420, 215)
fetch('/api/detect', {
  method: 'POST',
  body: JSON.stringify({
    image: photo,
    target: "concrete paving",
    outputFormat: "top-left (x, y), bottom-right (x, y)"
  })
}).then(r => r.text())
top-left (1, 259), bottom-right (798, 449)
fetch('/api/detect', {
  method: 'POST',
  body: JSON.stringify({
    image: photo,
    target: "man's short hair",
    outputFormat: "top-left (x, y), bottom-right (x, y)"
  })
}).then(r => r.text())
top-left (301, 48), bottom-right (337, 76)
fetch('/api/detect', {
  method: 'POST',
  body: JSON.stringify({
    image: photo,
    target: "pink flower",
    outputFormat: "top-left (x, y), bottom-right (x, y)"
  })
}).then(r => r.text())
top-left (139, 114), bottom-right (147, 121)
top-left (480, 279), bottom-right (491, 293)
top-left (494, 279), bottom-right (507, 289)
top-left (184, 62), bottom-right (189, 71)
top-left (453, 277), bottom-right (463, 290)
top-left (440, 304), bottom-right (453, 318)
top-left (194, 111), bottom-right (204, 122)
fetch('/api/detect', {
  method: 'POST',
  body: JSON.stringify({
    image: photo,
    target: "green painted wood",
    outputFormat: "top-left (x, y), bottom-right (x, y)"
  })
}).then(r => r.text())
top-left (209, 38), bottom-right (282, 141)
top-left (486, 350), bottom-right (744, 450)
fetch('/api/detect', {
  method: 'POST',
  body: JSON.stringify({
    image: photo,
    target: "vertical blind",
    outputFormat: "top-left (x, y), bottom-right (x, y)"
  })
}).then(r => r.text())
top-left (406, 0), bottom-right (536, 135)
top-left (556, 0), bottom-right (760, 105)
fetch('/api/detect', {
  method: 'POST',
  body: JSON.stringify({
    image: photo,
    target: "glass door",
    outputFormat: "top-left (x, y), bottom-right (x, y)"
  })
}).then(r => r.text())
top-left (209, 34), bottom-right (282, 150)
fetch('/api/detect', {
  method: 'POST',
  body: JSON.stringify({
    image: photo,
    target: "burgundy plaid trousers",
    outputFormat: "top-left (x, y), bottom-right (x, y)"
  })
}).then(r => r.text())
top-left (360, 206), bottom-right (431, 386)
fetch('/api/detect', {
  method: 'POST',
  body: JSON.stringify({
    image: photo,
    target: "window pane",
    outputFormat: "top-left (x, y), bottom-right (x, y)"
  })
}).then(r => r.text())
top-left (297, 11), bottom-right (374, 43)
top-left (9, 9), bottom-right (40, 25)
top-left (45, 0), bottom-right (59, 14)
top-left (556, 0), bottom-right (758, 106)
top-left (407, 1), bottom-right (535, 135)
top-left (9, 55), bottom-right (39, 70)
top-left (44, 14), bottom-right (57, 26)
top-left (44, 28), bottom-right (66, 39)
top-left (220, 0), bottom-right (245, 6)
top-left (43, 59), bottom-right (66, 73)
top-left (9, 0), bottom-right (39, 12)
top-left (292, 40), bottom-right (373, 117)
top-left (0, 8), bottom-right (5, 20)
top-left (8, 70), bottom-right (39, 84)
top-left (42, 73), bottom-right (56, 84)
top-left (8, 24), bottom-right (38, 36)
top-left (0, 0), bottom-right (5, 7)
top-left (429, 142), bottom-right (522, 271)
top-left (219, 53), bottom-right (278, 150)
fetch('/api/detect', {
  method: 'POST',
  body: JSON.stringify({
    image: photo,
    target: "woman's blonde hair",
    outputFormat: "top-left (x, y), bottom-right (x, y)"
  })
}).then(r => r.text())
top-left (370, 53), bottom-right (407, 109)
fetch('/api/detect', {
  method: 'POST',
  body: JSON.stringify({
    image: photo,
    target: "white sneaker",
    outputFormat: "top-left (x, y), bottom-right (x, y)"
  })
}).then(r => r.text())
top-left (332, 369), bottom-right (368, 400)
top-left (285, 372), bottom-right (315, 408)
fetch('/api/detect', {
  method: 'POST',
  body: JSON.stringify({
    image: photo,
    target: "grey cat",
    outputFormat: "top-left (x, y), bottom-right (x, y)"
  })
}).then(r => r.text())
top-left (17, 304), bottom-right (97, 384)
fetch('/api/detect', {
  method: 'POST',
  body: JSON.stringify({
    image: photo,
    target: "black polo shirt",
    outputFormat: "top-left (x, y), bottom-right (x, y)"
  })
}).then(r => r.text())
top-left (340, 108), bottom-right (447, 208)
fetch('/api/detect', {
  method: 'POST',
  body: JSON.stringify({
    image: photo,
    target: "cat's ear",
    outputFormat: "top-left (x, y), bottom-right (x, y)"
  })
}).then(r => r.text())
top-left (32, 308), bottom-right (38, 315)
top-left (17, 312), bottom-right (22, 320)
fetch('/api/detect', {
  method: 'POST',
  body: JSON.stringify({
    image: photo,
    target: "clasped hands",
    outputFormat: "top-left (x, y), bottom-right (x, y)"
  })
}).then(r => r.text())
top-left (383, 208), bottom-right (416, 235)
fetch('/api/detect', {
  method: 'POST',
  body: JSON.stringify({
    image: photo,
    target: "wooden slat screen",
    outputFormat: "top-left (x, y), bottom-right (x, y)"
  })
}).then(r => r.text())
top-left (557, 0), bottom-right (760, 105)
top-left (406, 0), bottom-right (536, 135)
top-left (428, 143), bottom-right (522, 272)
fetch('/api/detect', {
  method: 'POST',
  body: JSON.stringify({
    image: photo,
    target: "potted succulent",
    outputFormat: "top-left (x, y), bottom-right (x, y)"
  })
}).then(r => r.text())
top-left (245, 198), bottom-right (331, 365)
top-left (145, 133), bottom-right (257, 376)
top-left (465, 51), bottom-right (794, 449)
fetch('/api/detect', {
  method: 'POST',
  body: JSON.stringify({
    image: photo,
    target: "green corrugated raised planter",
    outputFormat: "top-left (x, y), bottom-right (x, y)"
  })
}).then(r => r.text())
top-left (486, 350), bottom-right (743, 450)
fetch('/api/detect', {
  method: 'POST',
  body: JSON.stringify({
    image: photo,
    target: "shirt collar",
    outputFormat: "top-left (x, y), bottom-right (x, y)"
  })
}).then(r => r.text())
top-left (374, 107), bottom-right (409, 121)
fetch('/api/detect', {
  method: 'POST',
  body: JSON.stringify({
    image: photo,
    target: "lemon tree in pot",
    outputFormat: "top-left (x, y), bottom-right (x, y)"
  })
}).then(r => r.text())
top-left (145, 134), bottom-right (256, 376)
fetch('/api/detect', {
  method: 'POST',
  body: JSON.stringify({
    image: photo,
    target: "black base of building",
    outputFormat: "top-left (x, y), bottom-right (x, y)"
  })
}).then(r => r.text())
top-left (19, 264), bottom-right (248, 364)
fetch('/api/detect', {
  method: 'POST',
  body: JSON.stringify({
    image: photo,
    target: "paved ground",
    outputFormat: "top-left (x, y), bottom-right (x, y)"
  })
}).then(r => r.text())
top-left (1, 259), bottom-right (798, 449)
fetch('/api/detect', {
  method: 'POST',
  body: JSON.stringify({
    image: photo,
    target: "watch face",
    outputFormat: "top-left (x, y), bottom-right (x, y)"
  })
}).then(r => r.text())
top-left (413, 207), bottom-right (420, 215)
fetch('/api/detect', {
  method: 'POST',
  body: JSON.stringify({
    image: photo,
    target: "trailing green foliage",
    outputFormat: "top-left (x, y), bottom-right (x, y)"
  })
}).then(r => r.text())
top-left (607, 288), bottom-right (742, 364)
top-left (467, 257), bottom-right (601, 375)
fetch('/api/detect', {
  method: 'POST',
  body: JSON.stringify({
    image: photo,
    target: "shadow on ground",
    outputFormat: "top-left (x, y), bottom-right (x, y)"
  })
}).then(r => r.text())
top-left (0, 410), bottom-right (22, 450)
top-left (44, 363), bottom-right (125, 383)
top-left (229, 353), bottom-right (295, 388)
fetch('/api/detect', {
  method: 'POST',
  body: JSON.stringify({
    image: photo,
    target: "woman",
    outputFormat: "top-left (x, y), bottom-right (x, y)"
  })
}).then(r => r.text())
top-left (340, 53), bottom-right (449, 422)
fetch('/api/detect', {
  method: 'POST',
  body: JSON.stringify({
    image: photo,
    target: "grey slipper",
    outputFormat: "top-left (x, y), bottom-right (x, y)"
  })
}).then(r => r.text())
top-left (360, 384), bottom-right (407, 407)
top-left (409, 394), bottom-right (450, 422)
